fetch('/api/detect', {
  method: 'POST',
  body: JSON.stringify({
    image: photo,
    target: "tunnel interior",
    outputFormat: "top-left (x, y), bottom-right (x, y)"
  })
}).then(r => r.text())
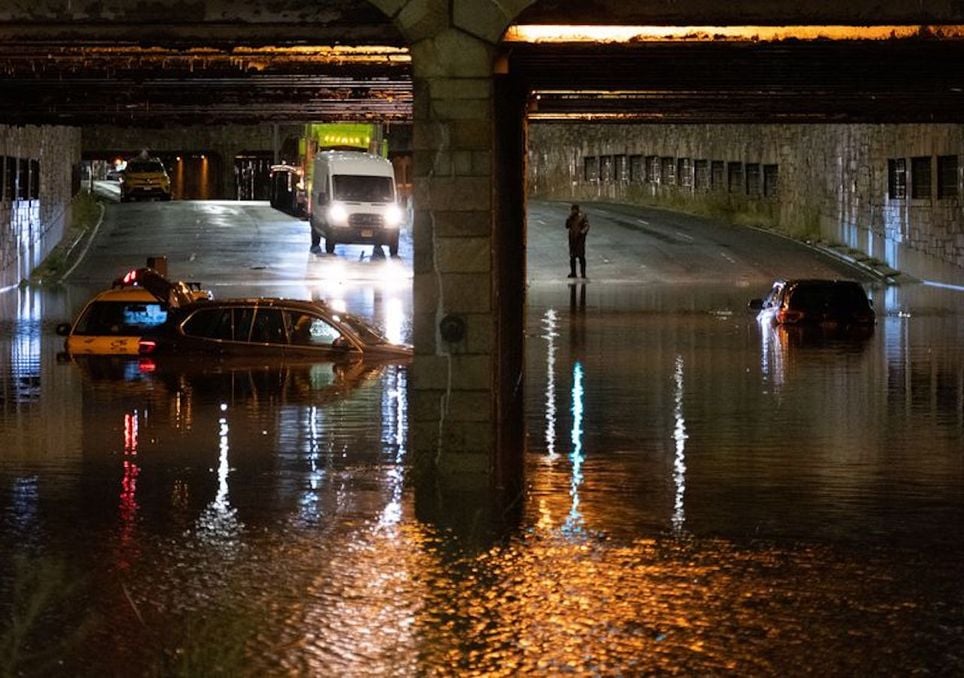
top-left (3, 4), bottom-right (964, 489)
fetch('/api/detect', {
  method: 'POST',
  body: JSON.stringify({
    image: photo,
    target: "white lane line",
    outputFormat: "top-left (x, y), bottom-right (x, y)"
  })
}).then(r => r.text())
top-left (923, 280), bottom-right (964, 292)
top-left (720, 252), bottom-right (738, 264)
top-left (674, 231), bottom-right (695, 242)
top-left (637, 218), bottom-right (649, 225)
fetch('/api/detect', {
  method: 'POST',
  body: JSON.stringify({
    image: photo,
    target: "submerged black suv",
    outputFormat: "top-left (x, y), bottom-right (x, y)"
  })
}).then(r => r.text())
top-left (749, 279), bottom-right (876, 327)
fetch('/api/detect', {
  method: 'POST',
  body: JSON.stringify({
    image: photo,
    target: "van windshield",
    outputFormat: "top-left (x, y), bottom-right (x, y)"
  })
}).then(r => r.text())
top-left (332, 175), bottom-right (393, 202)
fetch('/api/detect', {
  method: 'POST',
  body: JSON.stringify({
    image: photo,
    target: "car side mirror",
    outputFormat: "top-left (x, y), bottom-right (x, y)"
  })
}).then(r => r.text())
top-left (56, 322), bottom-right (72, 336)
top-left (747, 299), bottom-right (764, 312)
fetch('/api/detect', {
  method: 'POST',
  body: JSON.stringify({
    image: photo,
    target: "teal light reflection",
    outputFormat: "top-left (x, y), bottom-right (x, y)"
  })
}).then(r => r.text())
top-left (564, 361), bottom-right (585, 535)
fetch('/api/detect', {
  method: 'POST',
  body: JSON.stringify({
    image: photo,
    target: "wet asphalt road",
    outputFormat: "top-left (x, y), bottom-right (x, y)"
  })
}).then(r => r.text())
top-left (66, 198), bottom-right (413, 298)
top-left (526, 200), bottom-right (874, 286)
top-left (66, 197), bottom-right (872, 300)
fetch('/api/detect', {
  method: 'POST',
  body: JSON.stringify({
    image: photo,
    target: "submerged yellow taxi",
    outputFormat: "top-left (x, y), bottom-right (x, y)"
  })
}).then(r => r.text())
top-left (58, 286), bottom-right (170, 355)
top-left (57, 267), bottom-right (210, 356)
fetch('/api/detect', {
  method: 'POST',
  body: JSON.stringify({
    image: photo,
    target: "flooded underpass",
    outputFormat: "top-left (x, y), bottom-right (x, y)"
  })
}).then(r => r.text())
top-left (1, 201), bottom-right (963, 675)
top-left (1, 281), bottom-right (962, 675)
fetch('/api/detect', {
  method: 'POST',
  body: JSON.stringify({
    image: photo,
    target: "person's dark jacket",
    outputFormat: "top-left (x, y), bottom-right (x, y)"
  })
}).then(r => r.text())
top-left (566, 210), bottom-right (590, 257)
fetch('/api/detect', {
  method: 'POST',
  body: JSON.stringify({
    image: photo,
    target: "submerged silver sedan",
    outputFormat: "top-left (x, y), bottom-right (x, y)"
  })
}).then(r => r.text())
top-left (149, 296), bottom-right (412, 360)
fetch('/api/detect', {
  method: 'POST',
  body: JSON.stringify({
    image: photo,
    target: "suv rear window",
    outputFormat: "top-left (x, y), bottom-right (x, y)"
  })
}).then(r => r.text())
top-left (74, 301), bottom-right (168, 335)
top-left (126, 161), bottom-right (166, 173)
top-left (787, 282), bottom-right (870, 312)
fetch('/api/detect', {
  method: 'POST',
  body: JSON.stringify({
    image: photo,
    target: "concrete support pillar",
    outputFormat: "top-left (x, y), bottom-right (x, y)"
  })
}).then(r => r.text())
top-left (491, 73), bottom-right (529, 501)
top-left (409, 42), bottom-right (497, 478)
top-left (387, 0), bottom-right (528, 515)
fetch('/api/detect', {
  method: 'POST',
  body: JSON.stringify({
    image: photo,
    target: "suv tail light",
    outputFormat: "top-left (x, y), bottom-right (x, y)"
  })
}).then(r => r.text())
top-left (777, 309), bottom-right (804, 324)
top-left (138, 339), bottom-right (157, 354)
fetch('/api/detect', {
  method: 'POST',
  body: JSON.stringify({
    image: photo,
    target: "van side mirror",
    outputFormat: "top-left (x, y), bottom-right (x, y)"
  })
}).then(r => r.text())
top-left (56, 322), bottom-right (72, 336)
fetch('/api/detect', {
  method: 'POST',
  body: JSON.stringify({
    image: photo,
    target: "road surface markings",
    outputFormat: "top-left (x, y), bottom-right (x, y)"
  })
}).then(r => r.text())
top-left (637, 218), bottom-right (649, 225)
top-left (674, 231), bottom-right (695, 242)
top-left (720, 252), bottom-right (738, 264)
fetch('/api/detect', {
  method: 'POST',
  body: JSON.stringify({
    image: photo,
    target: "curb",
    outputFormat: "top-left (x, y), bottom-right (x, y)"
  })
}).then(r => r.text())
top-left (810, 241), bottom-right (917, 285)
top-left (59, 201), bottom-right (106, 282)
top-left (744, 223), bottom-right (912, 285)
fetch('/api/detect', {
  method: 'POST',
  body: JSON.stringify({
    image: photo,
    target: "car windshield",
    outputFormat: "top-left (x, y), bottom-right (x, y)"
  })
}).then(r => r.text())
top-left (332, 175), bottom-right (393, 202)
top-left (337, 313), bottom-right (389, 345)
top-left (788, 282), bottom-right (870, 312)
top-left (74, 301), bottom-right (169, 335)
top-left (126, 161), bottom-right (166, 173)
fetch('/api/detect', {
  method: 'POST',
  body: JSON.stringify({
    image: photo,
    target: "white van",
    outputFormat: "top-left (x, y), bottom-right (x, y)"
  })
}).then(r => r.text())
top-left (309, 150), bottom-right (404, 256)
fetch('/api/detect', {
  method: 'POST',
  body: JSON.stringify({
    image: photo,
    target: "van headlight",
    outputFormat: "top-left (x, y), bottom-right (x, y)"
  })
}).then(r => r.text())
top-left (328, 203), bottom-right (349, 226)
top-left (384, 204), bottom-right (403, 228)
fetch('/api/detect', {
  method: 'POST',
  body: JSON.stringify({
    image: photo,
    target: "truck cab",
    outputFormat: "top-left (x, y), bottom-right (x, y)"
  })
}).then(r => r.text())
top-left (309, 151), bottom-right (403, 256)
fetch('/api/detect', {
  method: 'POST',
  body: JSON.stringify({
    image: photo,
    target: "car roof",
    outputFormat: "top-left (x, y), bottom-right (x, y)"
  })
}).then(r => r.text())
top-left (182, 296), bottom-right (325, 308)
top-left (784, 279), bottom-right (866, 292)
top-left (783, 278), bottom-right (862, 286)
top-left (89, 287), bottom-right (162, 303)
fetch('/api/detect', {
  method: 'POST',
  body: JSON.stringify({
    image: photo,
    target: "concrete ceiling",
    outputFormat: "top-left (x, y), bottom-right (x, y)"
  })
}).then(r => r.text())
top-left (509, 39), bottom-right (964, 123)
top-left (0, 0), bottom-right (409, 127)
top-left (1, 1), bottom-right (964, 127)
top-left (0, 45), bottom-right (412, 127)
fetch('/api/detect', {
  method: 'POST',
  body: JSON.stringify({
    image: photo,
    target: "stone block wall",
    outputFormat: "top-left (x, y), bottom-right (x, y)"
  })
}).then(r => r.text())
top-left (528, 123), bottom-right (964, 282)
top-left (0, 125), bottom-right (82, 289)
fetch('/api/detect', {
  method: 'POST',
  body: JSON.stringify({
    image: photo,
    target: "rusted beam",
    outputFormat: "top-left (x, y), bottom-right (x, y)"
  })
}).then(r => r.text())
top-left (0, 44), bottom-right (412, 126)
top-left (510, 39), bottom-right (964, 123)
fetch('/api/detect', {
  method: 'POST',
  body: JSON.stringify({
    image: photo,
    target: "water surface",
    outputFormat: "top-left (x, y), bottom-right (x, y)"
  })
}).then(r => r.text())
top-left (1, 280), bottom-right (962, 675)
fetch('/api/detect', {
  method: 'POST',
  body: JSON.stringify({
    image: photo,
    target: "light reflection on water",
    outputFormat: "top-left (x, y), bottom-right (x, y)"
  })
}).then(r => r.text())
top-left (0, 281), bottom-right (962, 673)
top-left (565, 360), bottom-right (585, 536)
top-left (671, 354), bottom-right (687, 535)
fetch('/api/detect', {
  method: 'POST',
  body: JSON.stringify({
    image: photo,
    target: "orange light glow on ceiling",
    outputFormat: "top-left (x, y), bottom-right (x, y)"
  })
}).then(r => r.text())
top-left (504, 24), bottom-right (964, 43)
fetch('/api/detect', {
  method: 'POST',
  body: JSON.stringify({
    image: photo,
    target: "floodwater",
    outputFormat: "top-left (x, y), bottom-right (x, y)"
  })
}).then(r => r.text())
top-left (2, 278), bottom-right (963, 675)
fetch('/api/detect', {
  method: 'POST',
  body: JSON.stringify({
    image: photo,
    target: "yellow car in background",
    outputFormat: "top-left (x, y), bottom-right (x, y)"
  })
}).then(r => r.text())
top-left (120, 157), bottom-right (172, 202)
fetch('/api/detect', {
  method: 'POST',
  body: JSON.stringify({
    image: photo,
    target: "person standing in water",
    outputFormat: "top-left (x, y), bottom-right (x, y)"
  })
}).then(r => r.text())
top-left (566, 203), bottom-right (590, 279)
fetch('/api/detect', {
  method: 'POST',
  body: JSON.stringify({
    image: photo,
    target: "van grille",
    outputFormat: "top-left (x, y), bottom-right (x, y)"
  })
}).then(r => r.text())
top-left (349, 213), bottom-right (384, 228)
